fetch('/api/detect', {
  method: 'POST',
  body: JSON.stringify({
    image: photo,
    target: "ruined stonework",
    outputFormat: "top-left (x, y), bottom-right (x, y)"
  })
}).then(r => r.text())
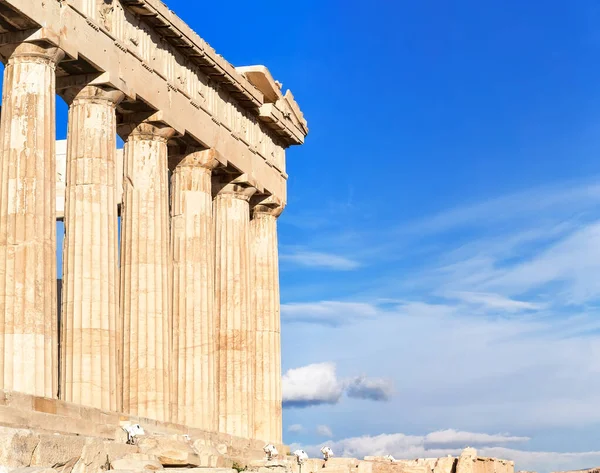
top-left (0, 0), bottom-right (306, 446)
top-left (0, 3), bottom-right (519, 473)
top-left (0, 396), bottom-right (517, 473)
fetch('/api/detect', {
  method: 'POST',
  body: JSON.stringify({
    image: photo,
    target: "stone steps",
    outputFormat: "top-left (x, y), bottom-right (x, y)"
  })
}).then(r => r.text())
top-left (0, 389), bottom-right (276, 469)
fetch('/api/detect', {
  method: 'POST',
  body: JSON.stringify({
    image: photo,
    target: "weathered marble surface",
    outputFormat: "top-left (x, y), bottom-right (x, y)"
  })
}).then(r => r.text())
top-left (0, 42), bottom-right (64, 397)
top-left (251, 203), bottom-right (284, 443)
top-left (171, 149), bottom-right (219, 431)
top-left (60, 85), bottom-right (123, 411)
top-left (119, 121), bottom-right (175, 422)
top-left (214, 181), bottom-right (256, 439)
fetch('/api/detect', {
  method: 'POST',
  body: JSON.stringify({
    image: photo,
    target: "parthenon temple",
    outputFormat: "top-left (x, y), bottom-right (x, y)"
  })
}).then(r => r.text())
top-left (0, 0), bottom-right (308, 450)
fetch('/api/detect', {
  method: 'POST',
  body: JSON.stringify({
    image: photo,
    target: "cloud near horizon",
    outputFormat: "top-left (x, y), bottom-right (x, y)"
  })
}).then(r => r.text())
top-left (280, 179), bottom-right (600, 473)
top-left (293, 430), bottom-right (600, 473)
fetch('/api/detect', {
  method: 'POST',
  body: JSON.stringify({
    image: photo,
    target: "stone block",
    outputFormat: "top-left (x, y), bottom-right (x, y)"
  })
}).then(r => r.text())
top-left (111, 453), bottom-right (163, 470)
top-left (53, 458), bottom-right (78, 473)
top-left (72, 439), bottom-right (111, 473)
top-left (163, 469), bottom-right (236, 473)
top-left (137, 437), bottom-right (201, 466)
top-left (33, 398), bottom-right (58, 415)
top-left (12, 469), bottom-right (57, 473)
top-left (326, 459), bottom-right (360, 468)
top-left (456, 449), bottom-right (477, 473)
top-left (192, 441), bottom-right (232, 468)
top-left (31, 434), bottom-right (86, 467)
top-left (104, 442), bottom-right (140, 462)
top-left (0, 426), bottom-right (40, 468)
top-left (433, 457), bottom-right (456, 473)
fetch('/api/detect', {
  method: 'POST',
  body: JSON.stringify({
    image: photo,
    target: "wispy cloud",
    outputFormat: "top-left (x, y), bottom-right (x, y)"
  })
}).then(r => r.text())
top-left (444, 291), bottom-right (545, 312)
top-left (423, 429), bottom-right (530, 449)
top-left (280, 249), bottom-right (360, 270)
top-left (280, 179), bottom-right (600, 473)
top-left (281, 301), bottom-right (378, 325)
top-left (317, 425), bottom-right (334, 438)
top-left (346, 376), bottom-right (394, 401)
top-left (288, 424), bottom-right (304, 433)
top-left (396, 181), bottom-right (600, 237)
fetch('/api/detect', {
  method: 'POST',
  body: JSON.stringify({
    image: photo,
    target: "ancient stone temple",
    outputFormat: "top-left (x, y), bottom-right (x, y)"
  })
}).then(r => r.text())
top-left (0, 0), bottom-right (307, 451)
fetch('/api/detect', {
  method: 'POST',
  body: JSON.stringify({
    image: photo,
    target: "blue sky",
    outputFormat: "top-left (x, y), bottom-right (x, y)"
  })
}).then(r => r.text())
top-left (42, 1), bottom-right (600, 472)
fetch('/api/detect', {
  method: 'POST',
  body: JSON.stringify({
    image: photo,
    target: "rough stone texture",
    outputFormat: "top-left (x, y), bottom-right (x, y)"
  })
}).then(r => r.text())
top-left (192, 441), bottom-right (232, 468)
top-left (60, 85), bottom-right (124, 411)
top-left (52, 458), bottom-right (78, 473)
top-left (72, 439), bottom-right (111, 473)
top-left (137, 437), bottom-right (201, 467)
top-left (250, 203), bottom-right (283, 443)
top-left (110, 453), bottom-right (164, 470)
top-left (214, 181), bottom-right (257, 439)
top-left (0, 42), bottom-right (64, 398)
top-left (30, 434), bottom-right (86, 467)
top-left (119, 121), bottom-right (175, 422)
top-left (170, 150), bottom-right (218, 431)
top-left (0, 426), bottom-right (39, 468)
top-left (164, 469), bottom-right (236, 473)
top-left (11, 469), bottom-right (57, 473)
top-left (456, 449), bottom-right (478, 473)
top-left (433, 457), bottom-right (457, 473)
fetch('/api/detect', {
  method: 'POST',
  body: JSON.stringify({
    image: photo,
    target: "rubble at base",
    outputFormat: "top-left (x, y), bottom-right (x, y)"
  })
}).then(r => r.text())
top-left (0, 391), bottom-right (515, 473)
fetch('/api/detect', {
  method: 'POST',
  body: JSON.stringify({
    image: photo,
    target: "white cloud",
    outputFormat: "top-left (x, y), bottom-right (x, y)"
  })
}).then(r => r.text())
top-left (282, 362), bottom-right (394, 408)
top-left (288, 424), bottom-right (304, 433)
top-left (280, 250), bottom-right (360, 270)
top-left (298, 431), bottom-right (600, 473)
top-left (317, 425), bottom-right (334, 437)
top-left (282, 362), bottom-right (344, 408)
top-left (281, 301), bottom-right (378, 325)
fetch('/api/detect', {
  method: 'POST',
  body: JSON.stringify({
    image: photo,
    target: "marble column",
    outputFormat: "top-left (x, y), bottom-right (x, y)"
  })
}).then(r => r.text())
top-left (214, 179), bottom-right (256, 438)
top-left (120, 121), bottom-right (175, 421)
top-left (0, 42), bottom-right (64, 397)
top-left (170, 149), bottom-right (218, 430)
top-left (251, 202), bottom-right (284, 443)
top-left (60, 85), bottom-right (124, 410)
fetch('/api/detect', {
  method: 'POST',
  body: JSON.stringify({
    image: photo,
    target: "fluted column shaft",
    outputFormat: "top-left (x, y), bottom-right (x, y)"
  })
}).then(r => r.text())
top-left (61, 85), bottom-right (124, 410)
top-left (214, 181), bottom-right (256, 438)
top-left (251, 203), bottom-right (283, 443)
top-left (171, 150), bottom-right (218, 430)
top-left (0, 42), bottom-right (64, 397)
top-left (120, 122), bottom-right (174, 421)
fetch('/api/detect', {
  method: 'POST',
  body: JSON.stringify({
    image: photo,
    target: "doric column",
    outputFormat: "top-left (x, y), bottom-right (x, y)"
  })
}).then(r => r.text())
top-left (214, 178), bottom-right (257, 438)
top-left (251, 201), bottom-right (284, 443)
top-left (0, 42), bottom-right (64, 397)
top-left (119, 121), bottom-right (175, 421)
top-left (60, 85), bottom-right (124, 410)
top-left (170, 149), bottom-right (219, 430)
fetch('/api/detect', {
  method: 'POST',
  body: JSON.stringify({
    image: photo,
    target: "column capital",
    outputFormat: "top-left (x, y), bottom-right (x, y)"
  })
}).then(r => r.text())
top-left (8, 41), bottom-right (65, 65)
top-left (252, 203), bottom-right (285, 219)
top-left (65, 85), bottom-right (125, 107)
top-left (252, 195), bottom-right (285, 218)
top-left (213, 175), bottom-right (258, 201)
top-left (171, 148), bottom-right (223, 171)
top-left (118, 120), bottom-right (176, 143)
